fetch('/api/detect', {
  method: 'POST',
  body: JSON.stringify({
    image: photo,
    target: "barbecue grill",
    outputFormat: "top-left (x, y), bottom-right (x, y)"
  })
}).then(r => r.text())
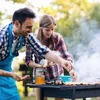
top-left (27, 82), bottom-right (100, 100)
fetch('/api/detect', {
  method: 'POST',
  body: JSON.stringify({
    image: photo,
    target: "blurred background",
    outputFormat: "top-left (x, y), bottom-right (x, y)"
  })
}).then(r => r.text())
top-left (1, 0), bottom-right (100, 99)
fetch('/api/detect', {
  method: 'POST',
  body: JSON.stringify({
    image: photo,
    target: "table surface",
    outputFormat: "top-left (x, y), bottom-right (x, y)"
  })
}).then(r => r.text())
top-left (27, 83), bottom-right (100, 100)
top-left (27, 83), bottom-right (100, 89)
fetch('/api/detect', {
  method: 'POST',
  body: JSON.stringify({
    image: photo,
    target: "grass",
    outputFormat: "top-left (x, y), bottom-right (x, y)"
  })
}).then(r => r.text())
top-left (21, 96), bottom-right (35, 100)
top-left (21, 96), bottom-right (54, 100)
top-left (21, 97), bottom-right (99, 100)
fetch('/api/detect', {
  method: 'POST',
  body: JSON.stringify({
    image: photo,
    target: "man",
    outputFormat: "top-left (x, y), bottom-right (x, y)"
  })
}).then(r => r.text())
top-left (0, 7), bottom-right (76, 100)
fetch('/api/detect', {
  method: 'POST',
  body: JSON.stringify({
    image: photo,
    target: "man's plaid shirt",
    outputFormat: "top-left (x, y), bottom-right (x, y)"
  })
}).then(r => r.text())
top-left (0, 23), bottom-right (49, 61)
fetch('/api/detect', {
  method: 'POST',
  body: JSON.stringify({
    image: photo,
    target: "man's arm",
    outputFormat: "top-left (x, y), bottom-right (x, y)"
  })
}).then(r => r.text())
top-left (0, 69), bottom-right (13, 77)
top-left (0, 69), bottom-right (30, 81)
top-left (45, 50), bottom-right (73, 71)
top-left (45, 50), bottom-right (77, 81)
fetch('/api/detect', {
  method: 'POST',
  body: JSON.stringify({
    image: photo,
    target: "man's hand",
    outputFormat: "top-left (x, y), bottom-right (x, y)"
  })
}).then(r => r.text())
top-left (11, 72), bottom-right (30, 81)
top-left (69, 70), bottom-right (77, 82)
top-left (21, 75), bottom-right (30, 81)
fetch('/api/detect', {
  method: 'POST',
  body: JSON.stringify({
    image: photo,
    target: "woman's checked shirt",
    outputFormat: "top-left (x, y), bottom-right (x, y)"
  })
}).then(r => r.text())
top-left (25, 33), bottom-right (72, 64)
top-left (25, 33), bottom-right (72, 80)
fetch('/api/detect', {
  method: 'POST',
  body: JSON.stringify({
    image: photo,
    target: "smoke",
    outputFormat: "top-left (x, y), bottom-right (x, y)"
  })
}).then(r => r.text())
top-left (66, 17), bottom-right (100, 82)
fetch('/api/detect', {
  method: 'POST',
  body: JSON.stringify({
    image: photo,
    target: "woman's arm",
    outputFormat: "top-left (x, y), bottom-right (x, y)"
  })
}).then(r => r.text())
top-left (56, 34), bottom-right (72, 61)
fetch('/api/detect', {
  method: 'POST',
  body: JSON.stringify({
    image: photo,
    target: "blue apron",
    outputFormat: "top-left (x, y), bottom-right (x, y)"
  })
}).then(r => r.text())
top-left (0, 24), bottom-right (23, 100)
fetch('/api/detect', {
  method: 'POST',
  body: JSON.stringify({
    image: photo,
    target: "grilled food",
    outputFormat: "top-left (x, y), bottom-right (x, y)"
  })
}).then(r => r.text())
top-left (64, 82), bottom-right (100, 86)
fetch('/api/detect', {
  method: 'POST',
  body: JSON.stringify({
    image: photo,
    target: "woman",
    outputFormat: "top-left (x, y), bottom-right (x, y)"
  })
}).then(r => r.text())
top-left (25, 14), bottom-right (76, 100)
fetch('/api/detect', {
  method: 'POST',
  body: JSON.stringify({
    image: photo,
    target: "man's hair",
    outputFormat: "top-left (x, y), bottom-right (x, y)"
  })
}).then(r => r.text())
top-left (12, 7), bottom-right (36, 24)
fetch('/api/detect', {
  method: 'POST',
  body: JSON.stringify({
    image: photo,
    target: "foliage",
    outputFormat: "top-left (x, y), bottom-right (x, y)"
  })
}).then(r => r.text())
top-left (41, 0), bottom-right (94, 37)
top-left (32, 21), bottom-right (38, 33)
top-left (90, 3), bottom-right (100, 25)
top-left (8, 0), bottom-right (26, 3)
top-left (16, 78), bottom-right (33, 97)
top-left (16, 81), bottom-right (24, 97)
top-left (0, 0), bottom-right (100, 37)
top-left (0, 12), bottom-right (4, 25)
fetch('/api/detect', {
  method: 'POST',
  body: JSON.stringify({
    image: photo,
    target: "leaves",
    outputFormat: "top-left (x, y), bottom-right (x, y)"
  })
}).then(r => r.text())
top-left (40, 0), bottom-right (94, 37)
top-left (10, 0), bottom-right (26, 3)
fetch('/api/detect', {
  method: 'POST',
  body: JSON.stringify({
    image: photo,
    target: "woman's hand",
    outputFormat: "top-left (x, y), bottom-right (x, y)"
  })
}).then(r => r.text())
top-left (69, 70), bottom-right (77, 82)
top-left (64, 60), bottom-right (77, 82)
top-left (63, 60), bottom-right (73, 72)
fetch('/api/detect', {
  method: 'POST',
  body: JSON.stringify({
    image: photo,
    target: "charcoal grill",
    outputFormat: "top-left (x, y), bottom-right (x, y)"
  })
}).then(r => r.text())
top-left (27, 83), bottom-right (100, 100)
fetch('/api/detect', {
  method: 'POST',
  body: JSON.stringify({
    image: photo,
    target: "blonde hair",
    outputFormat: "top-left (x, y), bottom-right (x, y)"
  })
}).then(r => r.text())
top-left (36, 14), bottom-right (57, 50)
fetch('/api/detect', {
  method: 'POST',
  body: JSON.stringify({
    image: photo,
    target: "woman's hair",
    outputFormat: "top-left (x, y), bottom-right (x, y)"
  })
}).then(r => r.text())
top-left (39, 14), bottom-right (56, 28)
top-left (36, 14), bottom-right (57, 50)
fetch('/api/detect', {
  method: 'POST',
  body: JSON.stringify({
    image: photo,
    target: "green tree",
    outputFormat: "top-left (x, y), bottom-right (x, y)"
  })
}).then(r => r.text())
top-left (41, 0), bottom-right (93, 37)
top-left (90, 3), bottom-right (100, 25)
top-left (0, 12), bottom-right (4, 25)
top-left (8, 0), bottom-right (26, 3)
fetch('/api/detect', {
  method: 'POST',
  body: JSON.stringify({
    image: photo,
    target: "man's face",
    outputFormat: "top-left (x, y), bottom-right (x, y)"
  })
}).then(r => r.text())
top-left (17, 18), bottom-right (35, 38)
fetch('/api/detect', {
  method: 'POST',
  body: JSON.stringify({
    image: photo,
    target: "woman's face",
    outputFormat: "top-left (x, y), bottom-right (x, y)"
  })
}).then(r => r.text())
top-left (42, 24), bottom-right (55, 39)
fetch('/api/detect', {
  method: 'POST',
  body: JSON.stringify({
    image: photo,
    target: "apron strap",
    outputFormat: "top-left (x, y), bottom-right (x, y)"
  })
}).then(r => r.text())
top-left (8, 23), bottom-right (13, 53)
top-left (8, 23), bottom-right (24, 55)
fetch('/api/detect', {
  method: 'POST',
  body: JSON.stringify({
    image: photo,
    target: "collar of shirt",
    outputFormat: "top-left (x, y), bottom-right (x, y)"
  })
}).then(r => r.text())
top-left (12, 30), bottom-right (19, 40)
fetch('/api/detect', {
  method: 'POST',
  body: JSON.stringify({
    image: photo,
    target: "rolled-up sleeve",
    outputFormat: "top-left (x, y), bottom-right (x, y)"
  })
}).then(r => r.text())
top-left (25, 33), bottom-right (50, 65)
